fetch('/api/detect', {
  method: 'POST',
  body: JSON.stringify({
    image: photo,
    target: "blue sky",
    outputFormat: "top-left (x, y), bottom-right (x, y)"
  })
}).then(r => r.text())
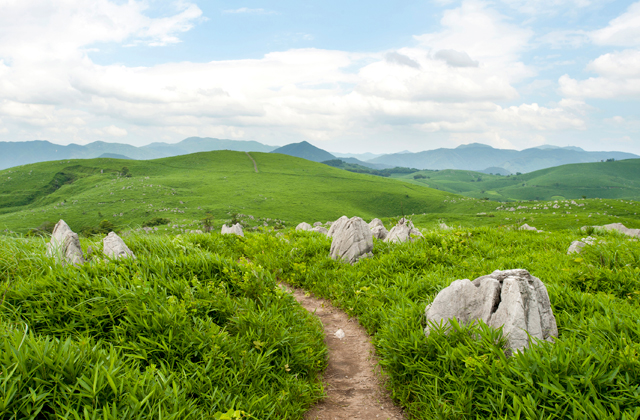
top-left (0, 0), bottom-right (639, 154)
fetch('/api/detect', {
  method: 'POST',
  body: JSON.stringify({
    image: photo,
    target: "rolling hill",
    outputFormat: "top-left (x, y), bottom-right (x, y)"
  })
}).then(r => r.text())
top-left (392, 158), bottom-right (640, 201)
top-left (370, 143), bottom-right (639, 173)
top-left (0, 151), bottom-right (480, 234)
top-left (0, 137), bottom-right (277, 170)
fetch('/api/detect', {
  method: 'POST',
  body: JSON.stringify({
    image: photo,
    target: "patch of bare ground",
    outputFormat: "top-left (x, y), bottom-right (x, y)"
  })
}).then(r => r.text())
top-left (284, 285), bottom-right (406, 420)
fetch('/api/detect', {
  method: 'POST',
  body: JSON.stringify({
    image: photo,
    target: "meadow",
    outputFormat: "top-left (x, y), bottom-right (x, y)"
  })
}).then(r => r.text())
top-left (391, 159), bottom-right (640, 202)
top-left (1, 152), bottom-right (640, 418)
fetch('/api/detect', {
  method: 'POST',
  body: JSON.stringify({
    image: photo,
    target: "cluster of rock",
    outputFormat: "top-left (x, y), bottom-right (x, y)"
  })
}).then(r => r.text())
top-left (385, 218), bottom-right (423, 243)
top-left (519, 223), bottom-right (543, 233)
top-left (46, 220), bottom-right (136, 266)
top-left (425, 269), bottom-right (558, 353)
top-left (295, 221), bottom-right (329, 235)
top-left (583, 223), bottom-right (640, 238)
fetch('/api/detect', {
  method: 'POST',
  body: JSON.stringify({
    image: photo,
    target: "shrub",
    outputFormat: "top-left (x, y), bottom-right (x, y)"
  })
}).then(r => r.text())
top-left (142, 217), bottom-right (171, 227)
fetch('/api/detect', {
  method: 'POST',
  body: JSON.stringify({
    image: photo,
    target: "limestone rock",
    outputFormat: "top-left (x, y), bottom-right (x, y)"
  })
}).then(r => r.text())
top-left (567, 240), bottom-right (586, 254)
top-left (311, 226), bottom-right (328, 235)
top-left (313, 221), bottom-right (323, 227)
top-left (371, 225), bottom-right (389, 240)
top-left (439, 223), bottom-right (450, 230)
top-left (425, 269), bottom-right (558, 352)
top-left (221, 223), bottom-right (244, 237)
top-left (368, 218), bottom-right (384, 229)
top-left (385, 218), bottom-right (421, 243)
top-left (296, 222), bottom-right (312, 231)
top-left (46, 220), bottom-right (85, 266)
top-left (103, 231), bottom-right (136, 260)
top-left (329, 216), bottom-right (373, 263)
top-left (327, 216), bottom-right (349, 238)
top-left (591, 223), bottom-right (640, 238)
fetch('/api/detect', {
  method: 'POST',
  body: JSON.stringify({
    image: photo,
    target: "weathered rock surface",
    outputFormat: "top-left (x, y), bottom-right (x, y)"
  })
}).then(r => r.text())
top-left (296, 222), bottom-right (313, 231)
top-left (588, 223), bottom-right (640, 238)
top-left (371, 225), bottom-right (389, 240)
top-left (385, 218), bottom-right (421, 243)
top-left (221, 223), bottom-right (244, 237)
top-left (327, 216), bottom-right (349, 238)
top-left (103, 231), bottom-right (136, 260)
top-left (46, 220), bottom-right (85, 266)
top-left (329, 216), bottom-right (373, 263)
top-left (424, 269), bottom-right (558, 352)
top-left (313, 221), bottom-right (323, 227)
top-left (311, 226), bottom-right (329, 235)
top-left (439, 223), bottom-right (450, 230)
top-left (368, 218), bottom-right (384, 229)
top-left (567, 240), bottom-right (586, 254)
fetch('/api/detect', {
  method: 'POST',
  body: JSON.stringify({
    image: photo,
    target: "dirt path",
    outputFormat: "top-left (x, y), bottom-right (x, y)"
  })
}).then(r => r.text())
top-left (245, 152), bottom-right (258, 173)
top-left (284, 285), bottom-right (406, 420)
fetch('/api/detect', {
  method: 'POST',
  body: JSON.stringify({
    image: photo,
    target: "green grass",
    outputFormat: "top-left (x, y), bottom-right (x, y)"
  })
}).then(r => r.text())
top-left (0, 233), bottom-right (327, 419)
top-left (392, 159), bottom-right (640, 202)
top-left (0, 151), bottom-right (480, 234)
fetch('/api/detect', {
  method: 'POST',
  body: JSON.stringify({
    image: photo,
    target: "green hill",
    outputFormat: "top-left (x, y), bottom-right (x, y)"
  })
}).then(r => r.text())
top-left (392, 159), bottom-right (640, 201)
top-left (0, 151), bottom-right (481, 234)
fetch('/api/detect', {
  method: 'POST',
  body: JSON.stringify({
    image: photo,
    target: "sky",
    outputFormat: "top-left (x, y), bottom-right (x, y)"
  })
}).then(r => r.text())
top-left (0, 0), bottom-right (639, 154)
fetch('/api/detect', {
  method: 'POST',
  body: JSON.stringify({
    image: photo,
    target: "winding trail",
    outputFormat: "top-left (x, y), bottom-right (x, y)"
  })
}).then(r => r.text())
top-left (284, 285), bottom-right (406, 420)
top-left (245, 152), bottom-right (259, 173)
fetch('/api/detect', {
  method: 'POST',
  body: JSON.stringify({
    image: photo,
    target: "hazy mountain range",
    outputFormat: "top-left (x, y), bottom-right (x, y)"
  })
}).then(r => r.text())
top-left (1, 137), bottom-right (637, 174)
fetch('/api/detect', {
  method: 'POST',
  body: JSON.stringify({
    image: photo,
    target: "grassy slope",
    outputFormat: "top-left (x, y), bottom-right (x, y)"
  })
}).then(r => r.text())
top-left (0, 151), bottom-right (488, 233)
top-left (392, 159), bottom-right (640, 201)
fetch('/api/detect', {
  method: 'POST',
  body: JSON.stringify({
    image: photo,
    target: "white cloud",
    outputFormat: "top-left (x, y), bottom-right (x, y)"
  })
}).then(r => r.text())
top-left (559, 49), bottom-right (640, 98)
top-left (103, 125), bottom-right (128, 137)
top-left (591, 1), bottom-right (640, 46)
top-left (222, 8), bottom-right (276, 15)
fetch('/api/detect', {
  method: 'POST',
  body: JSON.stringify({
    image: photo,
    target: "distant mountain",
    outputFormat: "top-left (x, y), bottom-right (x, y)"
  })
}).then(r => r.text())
top-left (98, 153), bottom-right (133, 160)
top-left (332, 152), bottom-right (384, 161)
top-left (270, 141), bottom-right (336, 162)
top-left (337, 157), bottom-right (392, 170)
top-left (370, 143), bottom-right (639, 173)
top-left (0, 137), bottom-right (277, 170)
top-left (479, 167), bottom-right (511, 176)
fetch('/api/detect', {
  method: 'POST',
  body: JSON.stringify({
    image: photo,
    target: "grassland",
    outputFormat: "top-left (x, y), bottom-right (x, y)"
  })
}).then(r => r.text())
top-left (391, 159), bottom-right (640, 202)
top-left (0, 151), bottom-right (477, 234)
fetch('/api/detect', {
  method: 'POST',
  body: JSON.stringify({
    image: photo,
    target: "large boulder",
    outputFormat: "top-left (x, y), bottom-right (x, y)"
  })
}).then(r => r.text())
top-left (385, 218), bottom-right (422, 243)
top-left (46, 220), bottom-right (85, 266)
top-left (329, 216), bottom-right (373, 263)
top-left (296, 222), bottom-right (313, 231)
top-left (103, 232), bottom-right (136, 260)
top-left (424, 269), bottom-right (558, 353)
top-left (221, 223), bottom-right (244, 237)
top-left (371, 225), bottom-right (389, 240)
top-left (567, 240), bottom-right (586, 254)
top-left (327, 216), bottom-right (349, 238)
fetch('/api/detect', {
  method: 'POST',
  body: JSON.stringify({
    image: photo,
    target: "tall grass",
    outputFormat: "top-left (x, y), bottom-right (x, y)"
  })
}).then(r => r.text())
top-left (0, 233), bottom-right (327, 419)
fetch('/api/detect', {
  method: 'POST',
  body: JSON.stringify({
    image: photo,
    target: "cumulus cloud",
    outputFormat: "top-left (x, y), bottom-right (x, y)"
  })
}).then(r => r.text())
top-left (591, 2), bottom-right (640, 46)
top-left (0, 0), bottom-right (593, 152)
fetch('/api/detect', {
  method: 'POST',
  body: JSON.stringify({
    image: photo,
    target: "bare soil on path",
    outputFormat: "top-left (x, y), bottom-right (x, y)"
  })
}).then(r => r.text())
top-left (245, 152), bottom-right (258, 173)
top-left (285, 285), bottom-right (406, 420)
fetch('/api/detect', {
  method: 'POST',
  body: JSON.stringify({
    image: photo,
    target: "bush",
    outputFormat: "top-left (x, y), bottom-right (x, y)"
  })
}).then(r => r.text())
top-left (142, 217), bottom-right (171, 227)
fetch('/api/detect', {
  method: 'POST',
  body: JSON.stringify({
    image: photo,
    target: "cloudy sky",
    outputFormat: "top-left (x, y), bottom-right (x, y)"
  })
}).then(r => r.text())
top-left (0, 0), bottom-right (639, 154)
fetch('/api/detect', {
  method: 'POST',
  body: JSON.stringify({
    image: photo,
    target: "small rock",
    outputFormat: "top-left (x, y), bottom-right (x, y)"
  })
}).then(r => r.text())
top-left (371, 225), bottom-right (389, 240)
top-left (296, 222), bottom-right (312, 231)
top-left (311, 226), bottom-right (329, 235)
top-left (334, 329), bottom-right (345, 339)
top-left (567, 240), bottom-right (586, 254)
top-left (103, 232), bottom-right (136, 260)
top-left (386, 218), bottom-right (421, 243)
top-left (46, 220), bottom-right (85, 266)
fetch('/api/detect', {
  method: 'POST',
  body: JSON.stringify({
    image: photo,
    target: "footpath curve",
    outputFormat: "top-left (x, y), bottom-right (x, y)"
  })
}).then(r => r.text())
top-left (245, 152), bottom-right (259, 173)
top-left (284, 285), bottom-right (406, 420)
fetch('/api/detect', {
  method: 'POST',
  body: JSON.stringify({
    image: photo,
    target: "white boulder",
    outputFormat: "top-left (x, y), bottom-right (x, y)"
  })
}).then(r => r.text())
top-left (311, 226), bottom-right (329, 235)
top-left (424, 269), bottom-right (558, 353)
top-left (222, 223), bottom-right (244, 237)
top-left (327, 216), bottom-right (349, 238)
top-left (590, 223), bottom-right (640, 238)
top-left (296, 222), bottom-right (312, 231)
top-left (329, 216), bottom-right (373, 263)
top-left (567, 240), bottom-right (586, 254)
top-left (46, 220), bottom-right (85, 266)
top-left (371, 225), bottom-right (389, 240)
top-left (385, 218), bottom-right (421, 243)
top-left (368, 218), bottom-right (384, 229)
top-left (103, 231), bottom-right (136, 260)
